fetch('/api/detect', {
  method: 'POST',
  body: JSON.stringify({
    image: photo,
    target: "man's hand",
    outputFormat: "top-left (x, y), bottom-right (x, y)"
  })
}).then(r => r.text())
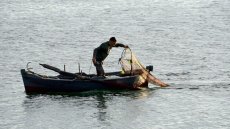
top-left (124, 45), bottom-right (129, 48)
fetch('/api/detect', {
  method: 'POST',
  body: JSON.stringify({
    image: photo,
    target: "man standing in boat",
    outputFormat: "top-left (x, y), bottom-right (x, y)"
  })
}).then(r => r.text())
top-left (92, 37), bottom-right (128, 76)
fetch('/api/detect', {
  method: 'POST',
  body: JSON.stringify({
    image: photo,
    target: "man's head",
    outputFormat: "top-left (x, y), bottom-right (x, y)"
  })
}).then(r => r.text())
top-left (109, 37), bottom-right (117, 46)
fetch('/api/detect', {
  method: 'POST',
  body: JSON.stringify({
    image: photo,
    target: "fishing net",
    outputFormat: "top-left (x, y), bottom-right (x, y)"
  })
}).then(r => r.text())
top-left (119, 48), bottom-right (168, 87)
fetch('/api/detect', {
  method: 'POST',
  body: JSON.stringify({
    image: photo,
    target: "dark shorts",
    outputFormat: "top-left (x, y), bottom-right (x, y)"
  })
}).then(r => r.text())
top-left (94, 61), bottom-right (105, 76)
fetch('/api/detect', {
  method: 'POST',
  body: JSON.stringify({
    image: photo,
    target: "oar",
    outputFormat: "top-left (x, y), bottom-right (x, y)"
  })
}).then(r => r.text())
top-left (39, 64), bottom-right (82, 78)
top-left (39, 63), bottom-right (105, 82)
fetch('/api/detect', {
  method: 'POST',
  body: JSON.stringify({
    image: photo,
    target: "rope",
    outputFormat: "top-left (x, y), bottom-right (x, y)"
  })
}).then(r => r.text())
top-left (88, 60), bottom-right (93, 74)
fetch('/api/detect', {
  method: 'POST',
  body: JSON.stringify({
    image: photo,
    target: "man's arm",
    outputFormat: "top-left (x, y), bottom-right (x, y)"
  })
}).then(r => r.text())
top-left (114, 43), bottom-right (128, 48)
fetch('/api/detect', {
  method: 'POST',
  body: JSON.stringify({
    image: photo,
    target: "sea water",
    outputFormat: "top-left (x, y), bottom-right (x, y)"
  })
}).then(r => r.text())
top-left (0, 0), bottom-right (230, 128)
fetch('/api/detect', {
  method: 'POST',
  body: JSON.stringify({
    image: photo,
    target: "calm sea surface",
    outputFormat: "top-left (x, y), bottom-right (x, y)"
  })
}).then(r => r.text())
top-left (0, 0), bottom-right (230, 128)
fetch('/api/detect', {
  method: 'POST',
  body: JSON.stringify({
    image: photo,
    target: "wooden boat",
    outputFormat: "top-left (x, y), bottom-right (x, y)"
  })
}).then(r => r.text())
top-left (21, 49), bottom-right (169, 94)
top-left (20, 64), bottom-right (149, 94)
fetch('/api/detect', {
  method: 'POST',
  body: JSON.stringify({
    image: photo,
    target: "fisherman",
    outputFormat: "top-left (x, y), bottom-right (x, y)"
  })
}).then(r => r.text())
top-left (92, 37), bottom-right (128, 76)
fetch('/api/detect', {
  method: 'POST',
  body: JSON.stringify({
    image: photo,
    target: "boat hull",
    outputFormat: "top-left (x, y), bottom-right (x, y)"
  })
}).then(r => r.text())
top-left (21, 69), bottom-right (148, 94)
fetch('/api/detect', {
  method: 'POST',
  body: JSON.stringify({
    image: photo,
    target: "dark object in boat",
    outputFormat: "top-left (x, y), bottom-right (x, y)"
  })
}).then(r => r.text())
top-left (146, 65), bottom-right (153, 72)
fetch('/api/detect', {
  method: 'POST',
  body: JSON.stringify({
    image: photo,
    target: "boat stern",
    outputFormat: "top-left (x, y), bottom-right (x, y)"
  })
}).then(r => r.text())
top-left (133, 75), bottom-right (149, 88)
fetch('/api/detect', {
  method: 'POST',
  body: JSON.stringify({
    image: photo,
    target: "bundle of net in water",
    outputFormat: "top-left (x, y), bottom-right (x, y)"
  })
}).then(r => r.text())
top-left (119, 48), bottom-right (168, 87)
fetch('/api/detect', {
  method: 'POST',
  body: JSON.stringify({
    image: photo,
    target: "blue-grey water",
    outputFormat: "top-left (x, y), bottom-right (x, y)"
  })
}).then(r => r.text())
top-left (0, 0), bottom-right (230, 128)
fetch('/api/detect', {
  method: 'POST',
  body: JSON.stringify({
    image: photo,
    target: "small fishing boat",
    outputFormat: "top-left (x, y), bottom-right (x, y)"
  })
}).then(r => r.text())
top-left (21, 48), bottom-right (168, 94)
top-left (21, 67), bottom-right (148, 94)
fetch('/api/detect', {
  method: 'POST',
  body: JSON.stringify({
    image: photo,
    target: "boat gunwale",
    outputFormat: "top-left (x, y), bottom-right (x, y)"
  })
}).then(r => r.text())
top-left (21, 69), bottom-right (141, 82)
